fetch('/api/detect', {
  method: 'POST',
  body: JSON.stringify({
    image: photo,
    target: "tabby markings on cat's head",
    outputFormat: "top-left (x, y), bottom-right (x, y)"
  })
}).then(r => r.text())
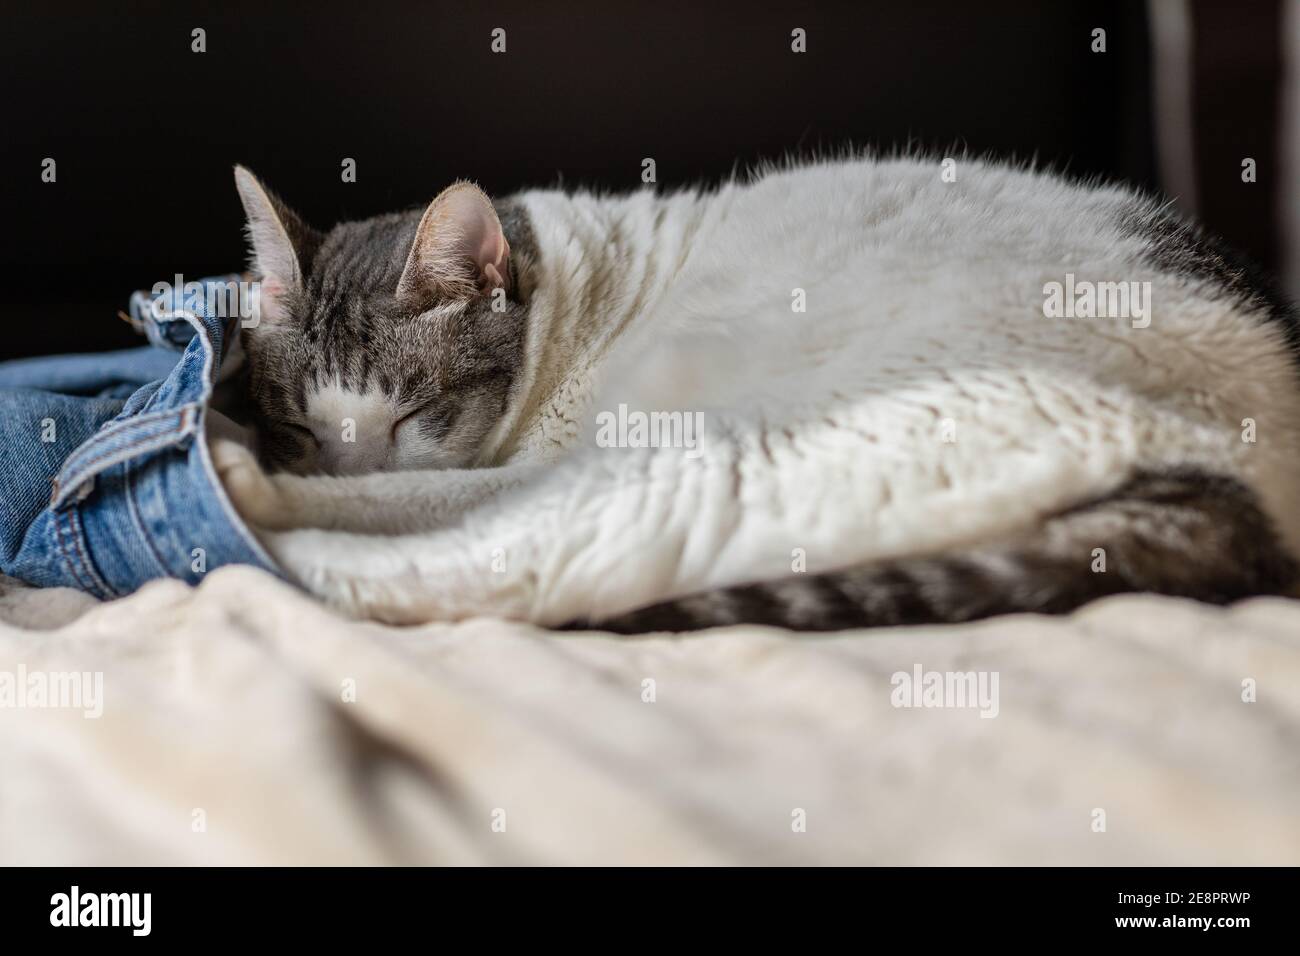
top-left (233, 166), bottom-right (530, 475)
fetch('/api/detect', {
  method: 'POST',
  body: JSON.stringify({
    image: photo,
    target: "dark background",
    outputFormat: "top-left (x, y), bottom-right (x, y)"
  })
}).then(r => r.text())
top-left (0, 1), bottom-right (1283, 359)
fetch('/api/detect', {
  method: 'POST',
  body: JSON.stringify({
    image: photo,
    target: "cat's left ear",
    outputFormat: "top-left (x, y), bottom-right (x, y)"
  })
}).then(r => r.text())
top-left (396, 182), bottom-right (511, 306)
top-left (233, 166), bottom-right (320, 326)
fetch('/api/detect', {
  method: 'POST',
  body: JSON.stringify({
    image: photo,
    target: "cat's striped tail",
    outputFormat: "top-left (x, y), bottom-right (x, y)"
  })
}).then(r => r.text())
top-left (566, 469), bottom-right (1298, 634)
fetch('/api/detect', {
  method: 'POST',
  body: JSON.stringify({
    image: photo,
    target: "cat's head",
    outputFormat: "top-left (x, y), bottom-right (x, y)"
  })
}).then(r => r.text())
top-left (233, 166), bottom-right (528, 475)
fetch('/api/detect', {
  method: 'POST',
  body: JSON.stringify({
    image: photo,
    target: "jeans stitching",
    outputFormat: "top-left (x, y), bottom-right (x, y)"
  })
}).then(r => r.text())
top-left (62, 411), bottom-right (188, 474)
top-left (54, 407), bottom-right (194, 505)
top-left (73, 405), bottom-right (186, 450)
top-left (54, 506), bottom-right (112, 599)
top-left (70, 509), bottom-right (116, 598)
top-left (123, 453), bottom-right (175, 580)
top-left (52, 508), bottom-right (91, 593)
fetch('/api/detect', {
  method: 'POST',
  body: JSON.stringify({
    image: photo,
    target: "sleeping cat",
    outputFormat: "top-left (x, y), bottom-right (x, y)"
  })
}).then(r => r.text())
top-left (215, 158), bottom-right (1300, 631)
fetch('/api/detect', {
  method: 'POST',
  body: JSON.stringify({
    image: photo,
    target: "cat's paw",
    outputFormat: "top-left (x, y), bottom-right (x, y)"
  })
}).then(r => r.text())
top-left (210, 438), bottom-right (294, 531)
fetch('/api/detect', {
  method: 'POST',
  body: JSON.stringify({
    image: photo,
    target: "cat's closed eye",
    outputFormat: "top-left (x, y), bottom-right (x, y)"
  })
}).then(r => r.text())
top-left (391, 407), bottom-right (426, 443)
top-left (282, 421), bottom-right (321, 448)
top-left (393, 404), bottom-right (455, 443)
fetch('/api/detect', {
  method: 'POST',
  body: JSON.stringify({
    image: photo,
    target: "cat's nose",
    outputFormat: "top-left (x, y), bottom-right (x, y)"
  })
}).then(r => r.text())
top-left (301, 393), bottom-right (400, 474)
top-left (316, 432), bottom-right (392, 476)
top-left (319, 447), bottom-right (386, 475)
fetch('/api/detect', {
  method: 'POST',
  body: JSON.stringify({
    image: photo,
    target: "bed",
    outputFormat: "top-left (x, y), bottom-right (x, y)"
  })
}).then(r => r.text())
top-left (3, 566), bottom-right (1297, 865)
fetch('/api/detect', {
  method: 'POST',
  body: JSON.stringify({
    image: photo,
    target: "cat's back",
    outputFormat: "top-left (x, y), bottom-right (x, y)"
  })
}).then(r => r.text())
top-left (572, 155), bottom-right (1300, 553)
top-left (630, 154), bottom-right (1299, 398)
top-left (694, 155), bottom-right (1136, 274)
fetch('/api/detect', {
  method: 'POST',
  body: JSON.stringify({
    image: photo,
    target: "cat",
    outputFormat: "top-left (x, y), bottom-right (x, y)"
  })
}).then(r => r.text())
top-left (215, 156), bottom-right (1300, 631)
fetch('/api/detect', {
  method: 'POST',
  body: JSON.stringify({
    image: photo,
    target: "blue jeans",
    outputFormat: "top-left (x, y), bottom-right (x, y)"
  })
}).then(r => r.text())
top-left (0, 277), bottom-right (280, 597)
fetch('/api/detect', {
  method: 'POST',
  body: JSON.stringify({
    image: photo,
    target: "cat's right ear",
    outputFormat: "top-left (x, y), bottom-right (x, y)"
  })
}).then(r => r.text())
top-left (233, 166), bottom-right (319, 325)
top-left (396, 182), bottom-right (512, 308)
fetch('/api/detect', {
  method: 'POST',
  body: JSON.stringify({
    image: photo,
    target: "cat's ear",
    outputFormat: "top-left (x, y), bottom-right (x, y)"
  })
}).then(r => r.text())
top-left (396, 181), bottom-right (511, 306)
top-left (233, 166), bottom-right (319, 322)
